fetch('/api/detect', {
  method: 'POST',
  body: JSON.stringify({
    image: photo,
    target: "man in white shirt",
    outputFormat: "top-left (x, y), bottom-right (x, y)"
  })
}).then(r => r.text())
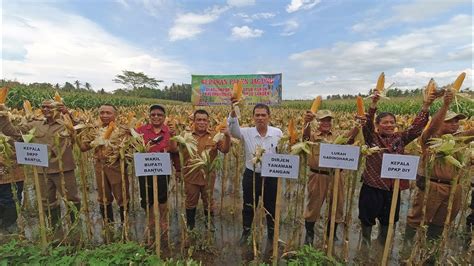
top-left (228, 101), bottom-right (283, 251)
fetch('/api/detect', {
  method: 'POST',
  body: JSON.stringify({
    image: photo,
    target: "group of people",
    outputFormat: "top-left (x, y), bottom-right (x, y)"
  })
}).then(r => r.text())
top-left (0, 88), bottom-right (472, 260)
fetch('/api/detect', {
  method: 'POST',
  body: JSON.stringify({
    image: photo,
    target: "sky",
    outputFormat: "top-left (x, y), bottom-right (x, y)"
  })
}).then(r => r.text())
top-left (1, 0), bottom-right (473, 99)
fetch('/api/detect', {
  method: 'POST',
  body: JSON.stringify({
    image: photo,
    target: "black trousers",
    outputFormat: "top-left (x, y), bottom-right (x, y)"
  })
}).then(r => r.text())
top-left (358, 183), bottom-right (400, 227)
top-left (0, 182), bottom-right (23, 207)
top-left (242, 168), bottom-right (277, 238)
top-left (139, 175), bottom-right (169, 209)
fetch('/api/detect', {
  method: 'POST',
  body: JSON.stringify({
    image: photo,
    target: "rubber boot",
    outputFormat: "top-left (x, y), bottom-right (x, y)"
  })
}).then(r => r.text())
top-left (326, 222), bottom-right (339, 241)
top-left (427, 224), bottom-right (443, 241)
top-left (2, 206), bottom-right (18, 233)
top-left (404, 225), bottom-right (417, 243)
top-left (204, 209), bottom-right (216, 232)
top-left (50, 207), bottom-right (63, 242)
top-left (377, 225), bottom-right (389, 245)
top-left (159, 203), bottom-right (168, 247)
top-left (304, 221), bottom-right (315, 246)
top-left (186, 208), bottom-right (196, 230)
top-left (361, 224), bottom-right (372, 246)
top-left (119, 206), bottom-right (126, 224)
top-left (239, 227), bottom-right (251, 246)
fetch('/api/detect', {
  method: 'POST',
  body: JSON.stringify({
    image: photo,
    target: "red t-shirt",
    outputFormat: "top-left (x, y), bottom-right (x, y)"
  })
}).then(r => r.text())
top-left (136, 124), bottom-right (170, 153)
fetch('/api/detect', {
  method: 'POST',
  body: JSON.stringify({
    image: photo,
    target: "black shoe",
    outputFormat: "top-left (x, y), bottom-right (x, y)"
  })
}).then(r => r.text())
top-left (239, 228), bottom-right (251, 246)
top-left (304, 221), bottom-right (315, 246)
top-left (185, 208), bottom-right (196, 230)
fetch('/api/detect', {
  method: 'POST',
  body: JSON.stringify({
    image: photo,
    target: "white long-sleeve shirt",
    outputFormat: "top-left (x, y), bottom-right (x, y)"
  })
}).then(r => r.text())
top-left (228, 116), bottom-right (283, 173)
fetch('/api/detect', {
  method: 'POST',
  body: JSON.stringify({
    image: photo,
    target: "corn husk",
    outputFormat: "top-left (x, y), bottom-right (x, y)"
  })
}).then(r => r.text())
top-left (54, 91), bottom-right (63, 103)
top-left (232, 80), bottom-right (243, 100)
top-left (310, 96), bottom-right (322, 114)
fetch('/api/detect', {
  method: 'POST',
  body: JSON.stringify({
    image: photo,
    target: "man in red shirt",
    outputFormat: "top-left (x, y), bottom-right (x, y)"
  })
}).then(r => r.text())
top-left (136, 104), bottom-right (172, 245)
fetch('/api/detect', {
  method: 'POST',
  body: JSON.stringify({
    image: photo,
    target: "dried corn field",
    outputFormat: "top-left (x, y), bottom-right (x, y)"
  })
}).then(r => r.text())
top-left (1, 86), bottom-right (474, 265)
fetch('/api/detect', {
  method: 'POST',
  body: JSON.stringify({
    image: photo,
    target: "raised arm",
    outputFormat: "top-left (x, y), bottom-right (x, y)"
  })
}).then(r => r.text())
top-left (303, 110), bottom-right (315, 141)
top-left (217, 127), bottom-right (231, 153)
top-left (402, 93), bottom-right (436, 145)
top-left (420, 90), bottom-right (453, 145)
top-left (362, 93), bottom-right (380, 144)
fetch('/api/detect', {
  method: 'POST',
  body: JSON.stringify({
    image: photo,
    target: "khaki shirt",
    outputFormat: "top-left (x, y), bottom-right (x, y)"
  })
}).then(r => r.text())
top-left (20, 119), bottom-right (76, 174)
top-left (183, 130), bottom-right (219, 186)
top-left (418, 133), bottom-right (461, 181)
top-left (80, 124), bottom-right (130, 165)
top-left (308, 130), bottom-right (335, 171)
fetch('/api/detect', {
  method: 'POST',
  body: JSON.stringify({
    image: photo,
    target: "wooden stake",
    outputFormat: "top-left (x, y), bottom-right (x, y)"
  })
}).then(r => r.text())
top-left (32, 166), bottom-right (48, 247)
top-left (272, 177), bottom-right (282, 265)
top-left (152, 175), bottom-right (161, 258)
top-left (327, 169), bottom-right (341, 257)
top-left (78, 152), bottom-right (92, 241)
top-left (381, 178), bottom-right (400, 266)
top-left (120, 152), bottom-right (129, 241)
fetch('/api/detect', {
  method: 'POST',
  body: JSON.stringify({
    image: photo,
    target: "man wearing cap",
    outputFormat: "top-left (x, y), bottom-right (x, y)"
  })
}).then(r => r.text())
top-left (302, 109), bottom-right (359, 245)
top-left (80, 104), bottom-right (129, 228)
top-left (228, 100), bottom-right (282, 256)
top-left (406, 89), bottom-right (473, 240)
top-left (4, 99), bottom-right (81, 235)
top-left (169, 109), bottom-right (230, 232)
top-left (135, 104), bottom-right (172, 245)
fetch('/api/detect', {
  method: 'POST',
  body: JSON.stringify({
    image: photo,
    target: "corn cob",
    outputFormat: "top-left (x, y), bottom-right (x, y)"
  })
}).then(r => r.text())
top-left (288, 118), bottom-right (297, 145)
top-left (452, 72), bottom-right (466, 92)
top-left (356, 96), bottom-right (365, 116)
top-left (375, 72), bottom-right (385, 93)
top-left (103, 121), bottom-right (115, 139)
top-left (23, 100), bottom-right (33, 115)
top-left (54, 91), bottom-right (62, 102)
top-left (310, 96), bottom-right (322, 113)
top-left (232, 80), bottom-right (243, 100)
top-left (0, 87), bottom-right (8, 104)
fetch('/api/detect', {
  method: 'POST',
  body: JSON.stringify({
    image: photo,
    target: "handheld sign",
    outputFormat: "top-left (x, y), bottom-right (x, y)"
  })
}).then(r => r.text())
top-left (14, 142), bottom-right (48, 167)
top-left (381, 153), bottom-right (419, 180)
top-left (133, 153), bottom-right (172, 176)
top-left (318, 143), bottom-right (360, 170)
top-left (261, 154), bottom-right (300, 179)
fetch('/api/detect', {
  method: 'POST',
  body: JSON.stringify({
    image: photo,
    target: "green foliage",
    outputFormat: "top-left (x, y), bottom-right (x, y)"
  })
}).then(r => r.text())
top-left (283, 95), bottom-right (474, 116)
top-left (287, 245), bottom-right (341, 266)
top-left (0, 240), bottom-right (200, 266)
top-left (2, 82), bottom-right (183, 109)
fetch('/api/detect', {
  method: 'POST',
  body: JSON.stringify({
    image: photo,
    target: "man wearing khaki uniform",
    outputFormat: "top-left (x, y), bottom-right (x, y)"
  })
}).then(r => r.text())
top-left (406, 90), bottom-right (473, 239)
top-left (4, 100), bottom-right (81, 229)
top-left (170, 109), bottom-right (230, 230)
top-left (80, 104), bottom-right (129, 225)
top-left (302, 110), bottom-right (345, 245)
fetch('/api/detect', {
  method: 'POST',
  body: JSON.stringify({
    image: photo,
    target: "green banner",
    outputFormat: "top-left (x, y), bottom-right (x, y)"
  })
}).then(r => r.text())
top-left (191, 74), bottom-right (282, 106)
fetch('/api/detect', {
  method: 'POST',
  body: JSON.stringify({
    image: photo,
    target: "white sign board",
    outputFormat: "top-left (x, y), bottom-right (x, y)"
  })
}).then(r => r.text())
top-left (318, 143), bottom-right (360, 170)
top-left (14, 142), bottom-right (49, 167)
top-left (261, 154), bottom-right (300, 179)
top-left (133, 153), bottom-right (172, 176)
top-left (381, 153), bottom-right (420, 180)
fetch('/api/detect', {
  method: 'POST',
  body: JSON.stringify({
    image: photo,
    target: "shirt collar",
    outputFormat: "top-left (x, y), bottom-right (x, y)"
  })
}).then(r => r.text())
top-left (252, 126), bottom-right (274, 138)
top-left (145, 123), bottom-right (169, 133)
top-left (316, 130), bottom-right (333, 136)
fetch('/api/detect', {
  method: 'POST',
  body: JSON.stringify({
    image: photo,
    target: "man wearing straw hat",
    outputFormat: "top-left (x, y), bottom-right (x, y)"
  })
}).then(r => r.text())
top-left (406, 89), bottom-right (473, 240)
